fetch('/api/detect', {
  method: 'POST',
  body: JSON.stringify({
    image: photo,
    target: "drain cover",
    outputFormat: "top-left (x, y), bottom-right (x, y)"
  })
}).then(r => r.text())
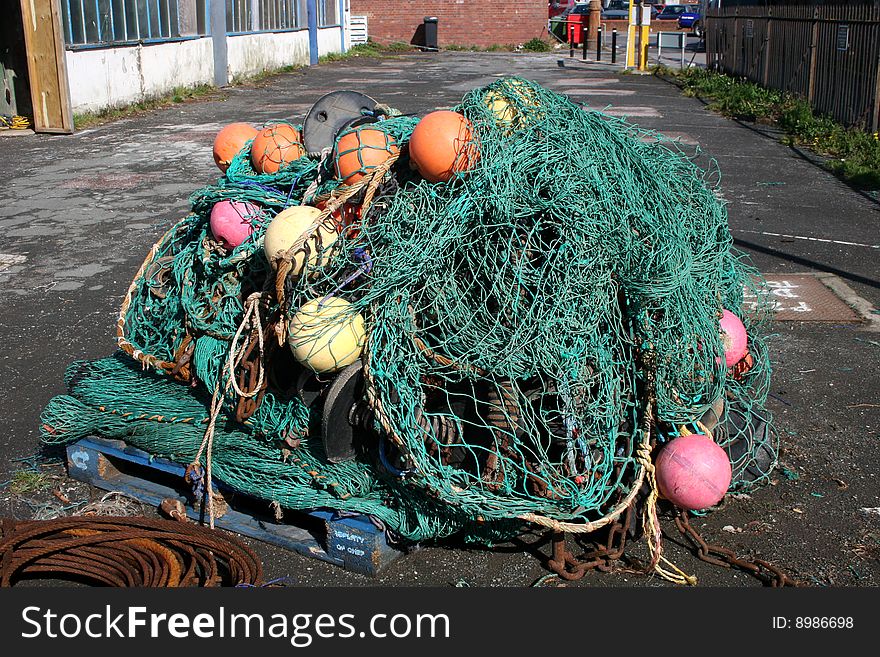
top-left (745, 273), bottom-right (861, 322)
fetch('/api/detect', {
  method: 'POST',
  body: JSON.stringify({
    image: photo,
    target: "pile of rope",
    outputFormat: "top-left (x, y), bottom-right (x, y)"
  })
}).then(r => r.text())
top-left (40, 78), bottom-right (778, 574)
top-left (0, 114), bottom-right (29, 130)
top-left (0, 517), bottom-right (263, 587)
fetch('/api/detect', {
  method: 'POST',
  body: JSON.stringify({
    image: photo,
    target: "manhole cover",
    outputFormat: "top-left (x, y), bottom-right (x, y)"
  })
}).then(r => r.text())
top-left (745, 273), bottom-right (861, 322)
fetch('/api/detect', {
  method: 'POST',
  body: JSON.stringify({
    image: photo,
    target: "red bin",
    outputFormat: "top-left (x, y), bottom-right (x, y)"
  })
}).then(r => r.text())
top-left (567, 12), bottom-right (589, 45)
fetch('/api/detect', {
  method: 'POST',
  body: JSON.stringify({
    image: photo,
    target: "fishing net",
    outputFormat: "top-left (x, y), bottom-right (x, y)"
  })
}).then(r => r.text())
top-left (40, 77), bottom-right (777, 552)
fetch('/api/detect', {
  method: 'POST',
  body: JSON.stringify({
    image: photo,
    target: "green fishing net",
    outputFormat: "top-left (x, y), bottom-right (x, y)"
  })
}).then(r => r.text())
top-left (40, 77), bottom-right (777, 545)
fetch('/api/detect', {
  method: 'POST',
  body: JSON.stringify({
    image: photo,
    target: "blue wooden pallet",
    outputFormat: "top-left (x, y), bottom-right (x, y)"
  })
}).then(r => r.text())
top-left (66, 437), bottom-right (403, 577)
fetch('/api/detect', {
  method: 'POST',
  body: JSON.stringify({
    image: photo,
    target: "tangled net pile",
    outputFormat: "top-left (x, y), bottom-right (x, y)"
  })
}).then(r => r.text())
top-left (40, 78), bottom-right (777, 563)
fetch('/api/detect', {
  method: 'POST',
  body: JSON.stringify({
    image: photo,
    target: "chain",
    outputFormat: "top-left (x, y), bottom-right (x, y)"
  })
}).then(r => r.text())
top-left (545, 506), bottom-right (632, 580)
top-left (674, 510), bottom-right (801, 587)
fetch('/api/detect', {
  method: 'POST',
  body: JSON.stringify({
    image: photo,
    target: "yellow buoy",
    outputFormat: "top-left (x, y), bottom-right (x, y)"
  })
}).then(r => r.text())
top-left (484, 90), bottom-right (518, 126)
top-left (287, 297), bottom-right (366, 373)
top-left (263, 205), bottom-right (338, 274)
top-left (483, 79), bottom-right (540, 132)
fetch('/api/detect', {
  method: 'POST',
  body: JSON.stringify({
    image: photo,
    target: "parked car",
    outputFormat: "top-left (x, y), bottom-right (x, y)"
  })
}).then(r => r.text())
top-left (656, 4), bottom-right (689, 20)
top-left (601, 1), bottom-right (659, 20)
top-left (678, 5), bottom-right (705, 37)
top-left (601, 0), bottom-right (630, 20)
top-left (644, 2), bottom-right (663, 19)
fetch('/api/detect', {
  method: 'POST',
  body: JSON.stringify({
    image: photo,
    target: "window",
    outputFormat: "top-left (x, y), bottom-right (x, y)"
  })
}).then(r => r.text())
top-left (61, 0), bottom-right (210, 46)
top-left (318, 0), bottom-right (339, 27)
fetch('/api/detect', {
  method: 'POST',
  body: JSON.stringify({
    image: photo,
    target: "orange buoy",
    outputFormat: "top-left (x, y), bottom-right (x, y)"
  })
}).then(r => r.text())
top-left (334, 127), bottom-right (399, 185)
top-left (213, 122), bottom-right (258, 172)
top-left (409, 111), bottom-right (478, 183)
top-left (250, 123), bottom-right (306, 174)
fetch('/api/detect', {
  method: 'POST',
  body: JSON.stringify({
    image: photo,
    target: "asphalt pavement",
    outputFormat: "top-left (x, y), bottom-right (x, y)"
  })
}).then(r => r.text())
top-left (0, 50), bottom-right (877, 587)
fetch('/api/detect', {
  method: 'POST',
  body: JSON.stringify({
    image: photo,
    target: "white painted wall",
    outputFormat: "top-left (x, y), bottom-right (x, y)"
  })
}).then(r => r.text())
top-left (317, 25), bottom-right (345, 57)
top-left (66, 26), bottom-right (346, 115)
top-left (66, 39), bottom-right (214, 114)
top-left (227, 30), bottom-right (310, 80)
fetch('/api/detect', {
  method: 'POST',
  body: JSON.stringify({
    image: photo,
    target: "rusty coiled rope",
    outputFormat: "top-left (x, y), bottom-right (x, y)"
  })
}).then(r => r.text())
top-left (0, 516), bottom-right (263, 587)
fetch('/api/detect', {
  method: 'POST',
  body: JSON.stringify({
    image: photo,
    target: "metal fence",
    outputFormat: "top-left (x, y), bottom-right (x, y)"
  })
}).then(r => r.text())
top-left (706, 0), bottom-right (880, 132)
top-left (61, 0), bottom-right (339, 46)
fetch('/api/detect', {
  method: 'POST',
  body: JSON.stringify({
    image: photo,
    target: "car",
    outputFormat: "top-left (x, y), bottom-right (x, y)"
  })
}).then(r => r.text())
top-left (601, 0), bottom-right (630, 20)
top-left (656, 4), bottom-right (689, 20)
top-left (600, 1), bottom-right (659, 20)
top-left (678, 6), bottom-right (701, 26)
top-left (678, 5), bottom-right (705, 37)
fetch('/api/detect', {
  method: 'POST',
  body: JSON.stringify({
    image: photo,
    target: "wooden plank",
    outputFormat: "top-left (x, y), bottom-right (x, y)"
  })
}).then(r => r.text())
top-left (808, 15), bottom-right (819, 104)
top-left (874, 27), bottom-right (880, 133)
top-left (66, 437), bottom-right (404, 577)
top-left (18, 0), bottom-right (72, 133)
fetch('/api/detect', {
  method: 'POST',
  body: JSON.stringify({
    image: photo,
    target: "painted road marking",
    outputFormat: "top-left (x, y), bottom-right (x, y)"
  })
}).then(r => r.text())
top-left (746, 274), bottom-right (861, 322)
top-left (639, 131), bottom-right (699, 146)
top-left (0, 253), bottom-right (26, 273)
top-left (734, 229), bottom-right (879, 250)
top-left (599, 106), bottom-right (662, 118)
top-left (561, 89), bottom-right (637, 96)
top-left (550, 79), bottom-right (619, 87)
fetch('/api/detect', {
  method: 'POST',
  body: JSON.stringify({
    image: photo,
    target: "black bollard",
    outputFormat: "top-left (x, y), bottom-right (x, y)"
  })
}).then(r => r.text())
top-left (611, 28), bottom-right (617, 64)
top-left (569, 26), bottom-right (575, 58)
top-left (582, 29), bottom-right (588, 60)
top-left (597, 27), bottom-right (602, 61)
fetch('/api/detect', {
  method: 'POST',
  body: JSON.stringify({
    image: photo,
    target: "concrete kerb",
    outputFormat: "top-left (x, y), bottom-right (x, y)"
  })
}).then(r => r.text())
top-left (815, 273), bottom-right (880, 332)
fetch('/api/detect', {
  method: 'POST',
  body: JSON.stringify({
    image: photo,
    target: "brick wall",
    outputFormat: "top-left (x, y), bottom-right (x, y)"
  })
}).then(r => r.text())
top-left (350, 1), bottom-right (548, 48)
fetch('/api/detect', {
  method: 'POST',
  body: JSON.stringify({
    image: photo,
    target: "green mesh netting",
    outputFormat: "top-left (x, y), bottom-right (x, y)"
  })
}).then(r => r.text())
top-left (40, 77), bottom-right (777, 546)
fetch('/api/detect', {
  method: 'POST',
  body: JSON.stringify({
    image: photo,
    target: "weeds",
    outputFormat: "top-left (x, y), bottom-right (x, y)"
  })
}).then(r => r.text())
top-left (386, 41), bottom-right (414, 52)
top-left (521, 38), bottom-right (552, 52)
top-left (319, 42), bottom-right (388, 63)
top-left (73, 83), bottom-right (220, 130)
top-left (659, 66), bottom-right (880, 190)
top-left (232, 64), bottom-right (301, 85)
top-left (7, 470), bottom-right (53, 496)
top-left (443, 43), bottom-right (515, 52)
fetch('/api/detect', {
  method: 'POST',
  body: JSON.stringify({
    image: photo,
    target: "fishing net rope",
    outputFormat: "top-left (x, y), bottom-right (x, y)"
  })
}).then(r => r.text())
top-left (40, 78), bottom-right (778, 563)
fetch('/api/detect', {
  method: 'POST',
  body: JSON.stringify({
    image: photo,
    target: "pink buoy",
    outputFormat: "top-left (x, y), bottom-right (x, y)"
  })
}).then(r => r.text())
top-left (655, 434), bottom-right (732, 510)
top-left (719, 309), bottom-right (748, 367)
top-left (210, 200), bottom-right (264, 249)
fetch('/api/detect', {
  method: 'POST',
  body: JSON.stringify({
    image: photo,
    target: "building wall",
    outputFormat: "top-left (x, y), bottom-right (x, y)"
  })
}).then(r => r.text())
top-left (350, 0), bottom-right (547, 48)
top-left (65, 27), bottom-right (344, 114)
top-left (66, 39), bottom-right (214, 114)
top-left (227, 31), bottom-right (310, 80)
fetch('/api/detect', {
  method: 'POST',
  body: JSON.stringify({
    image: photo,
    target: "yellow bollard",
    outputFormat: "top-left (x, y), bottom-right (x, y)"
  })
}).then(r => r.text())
top-left (625, 6), bottom-right (637, 68)
top-left (639, 22), bottom-right (650, 71)
top-left (637, 3), bottom-right (652, 71)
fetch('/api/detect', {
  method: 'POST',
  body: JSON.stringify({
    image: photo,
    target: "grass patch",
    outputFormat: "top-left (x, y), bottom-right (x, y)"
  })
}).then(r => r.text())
top-left (232, 64), bottom-right (302, 85)
top-left (443, 43), bottom-right (516, 52)
top-left (386, 41), bottom-right (414, 52)
top-left (7, 470), bottom-right (53, 496)
top-left (658, 66), bottom-right (880, 190)
top-left (73, 83), bottom-right (220, 130)
top-left (520, 37), bottom-right (552, 52)
top-left (319, 41), bottom-right (389, 63)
